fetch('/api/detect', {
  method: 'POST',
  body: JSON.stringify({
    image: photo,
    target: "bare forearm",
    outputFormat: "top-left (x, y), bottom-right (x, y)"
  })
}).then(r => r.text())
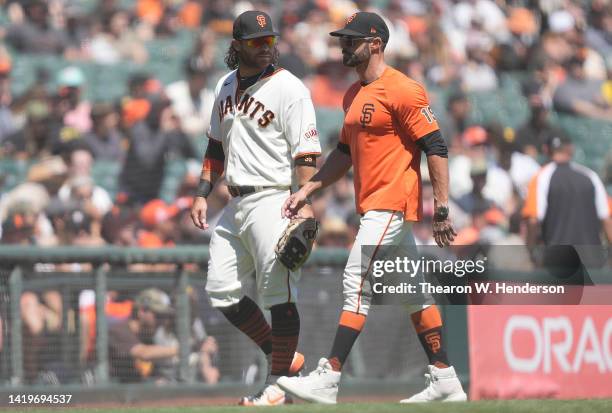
top-left (130, 344), bottom-right (177, 361)
top-left (295, 165), bottom-right (317, 187)
top-left (301, 149), bottom-right (351, 196)
top-left (426, 155), bottom-right (449, 206)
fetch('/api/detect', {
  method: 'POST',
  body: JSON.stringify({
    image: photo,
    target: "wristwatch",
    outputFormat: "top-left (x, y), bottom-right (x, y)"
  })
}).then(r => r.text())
top-left (434, 205), bottom-right (449, 221)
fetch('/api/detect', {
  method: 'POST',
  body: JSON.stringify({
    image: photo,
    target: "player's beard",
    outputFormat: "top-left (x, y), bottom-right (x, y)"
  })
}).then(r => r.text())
top-left (238, 47), bottom-right (279, 71)
top-left (342, 47), bottom-right (370, 67)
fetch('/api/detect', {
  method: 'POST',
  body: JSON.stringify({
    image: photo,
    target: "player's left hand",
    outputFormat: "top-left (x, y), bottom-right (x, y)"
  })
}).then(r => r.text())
top-left (432, 217), bottom-right (456, 247)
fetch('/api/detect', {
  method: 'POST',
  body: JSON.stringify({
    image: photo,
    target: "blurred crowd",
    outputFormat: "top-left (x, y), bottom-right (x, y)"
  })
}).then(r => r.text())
top-left (0, 0), bottom-right (611, 249)
top-left (0, 0), bottom-right (611, 387)
top-left (15, 285), bottom-right (220, 385)
top-left (0, 0), bottom-right (612, 247)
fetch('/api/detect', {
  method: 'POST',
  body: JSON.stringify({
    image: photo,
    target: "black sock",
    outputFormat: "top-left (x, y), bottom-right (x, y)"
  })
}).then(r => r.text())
top-left (270, 303), bottom-right (300, 376)
top-left (220, 296), bottom-right (271, 355)
top-left (328, 325), bottom-right (362, 371)
top-left (417, 327), bottom-right (449, 368)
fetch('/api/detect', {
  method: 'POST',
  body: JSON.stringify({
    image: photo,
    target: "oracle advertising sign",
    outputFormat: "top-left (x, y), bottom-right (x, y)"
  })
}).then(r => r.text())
top-left (468, 306), bottom-right (612, 400)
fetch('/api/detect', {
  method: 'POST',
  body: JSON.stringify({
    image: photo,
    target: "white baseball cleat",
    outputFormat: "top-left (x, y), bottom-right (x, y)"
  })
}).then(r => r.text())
top-left (239, 352), bottom-right (305, 406)
top-left (239, 382), bottom-right (292, 406)
top-left (276, 358), bottom-right (341, 404)
top-left (400, 365), bottom-right (467, 403)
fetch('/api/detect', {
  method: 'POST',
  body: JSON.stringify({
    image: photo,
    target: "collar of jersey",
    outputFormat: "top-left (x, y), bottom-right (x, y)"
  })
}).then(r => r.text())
top-left (230, 65), bottom-right (283, 89)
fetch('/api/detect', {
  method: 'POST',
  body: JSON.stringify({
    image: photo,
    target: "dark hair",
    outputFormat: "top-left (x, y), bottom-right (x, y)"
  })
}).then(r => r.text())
top-left (224, 44), bottom-right (240, 70)
top-left (224, 43), bottom-right (280, 71)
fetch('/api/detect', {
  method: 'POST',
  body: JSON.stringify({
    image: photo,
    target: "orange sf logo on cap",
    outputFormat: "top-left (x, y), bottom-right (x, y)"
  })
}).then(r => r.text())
top-left (257, 15), bottom-right (267, 27)
top-left (346, 13), bottom-right (357, 24)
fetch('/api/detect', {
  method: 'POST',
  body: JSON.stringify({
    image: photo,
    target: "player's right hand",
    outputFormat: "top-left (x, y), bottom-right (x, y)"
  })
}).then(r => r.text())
top-left (191, 196), bottom-right (209, 230)
top-left (282, 190), bottom-right (309, 219)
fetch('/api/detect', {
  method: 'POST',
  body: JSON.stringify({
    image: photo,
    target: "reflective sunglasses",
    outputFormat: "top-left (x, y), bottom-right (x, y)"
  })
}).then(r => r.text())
top-left (339, 36), bottom-right (374, 49)
top-left (246, 36), bottom-right (278, 48)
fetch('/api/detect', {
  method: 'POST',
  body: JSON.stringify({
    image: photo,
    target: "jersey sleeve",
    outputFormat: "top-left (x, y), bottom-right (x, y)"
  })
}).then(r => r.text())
top-left (284, 97), bottom-right (321, 159)
top-left (589, 169), bottom-right (611, 220)
top-left (392, 80), bottom-right (440, 141)
top-left (339, 125), bottom-right (348, 145)
top-left (206, 76), bottom-right (226, 142)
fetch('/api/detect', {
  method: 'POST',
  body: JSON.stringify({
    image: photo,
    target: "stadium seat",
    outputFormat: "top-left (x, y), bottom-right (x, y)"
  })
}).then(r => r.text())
top-left (315, 108), bottom-right (344, 150)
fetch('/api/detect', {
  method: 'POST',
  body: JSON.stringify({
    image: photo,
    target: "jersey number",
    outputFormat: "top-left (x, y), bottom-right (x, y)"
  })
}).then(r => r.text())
top-left (420, 107), bottom-right (437, 124)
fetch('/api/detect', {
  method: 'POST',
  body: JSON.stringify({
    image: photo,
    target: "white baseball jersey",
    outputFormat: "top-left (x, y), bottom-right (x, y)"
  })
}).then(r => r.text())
top-left (208, 67), bottom-right (321, 186)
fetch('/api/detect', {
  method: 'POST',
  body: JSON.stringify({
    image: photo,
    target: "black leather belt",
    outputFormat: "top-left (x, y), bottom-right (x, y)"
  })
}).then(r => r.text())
top-left (227, 185), bottom-right (290, 198)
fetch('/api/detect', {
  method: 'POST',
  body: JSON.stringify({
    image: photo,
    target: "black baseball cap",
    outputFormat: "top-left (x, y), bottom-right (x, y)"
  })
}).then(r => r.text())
top-left (233, 11), bottom-right (280, 40)
top-left (330, 12), bottom-right (389, 43)
top-left (547, 134), bottom-right (572, 152)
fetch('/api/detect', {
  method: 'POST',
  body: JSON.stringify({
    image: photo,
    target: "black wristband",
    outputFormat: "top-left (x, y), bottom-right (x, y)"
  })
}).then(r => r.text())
top-left (196, 179), bottom-right (213, 198)
top-left (433, 205), bottom-right (449, 221)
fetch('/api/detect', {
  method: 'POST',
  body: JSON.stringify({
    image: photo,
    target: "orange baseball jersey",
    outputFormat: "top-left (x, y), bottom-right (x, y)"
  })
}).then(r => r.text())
top-left (340, 66), bottom-right (440, 221)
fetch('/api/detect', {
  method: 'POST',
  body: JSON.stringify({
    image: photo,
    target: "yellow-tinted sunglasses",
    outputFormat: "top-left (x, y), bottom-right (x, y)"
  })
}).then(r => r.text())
top-left (245, 36), bottom-right (277, 48)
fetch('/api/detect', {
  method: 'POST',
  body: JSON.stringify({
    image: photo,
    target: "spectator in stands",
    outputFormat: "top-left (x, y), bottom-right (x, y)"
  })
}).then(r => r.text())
top-left (460, 47), bottom-right (499, 92)
top-left (516, 81), bottom-right (563, 158)
top-left (152, 289), bottom-right (221, 384)
top-left (165, 56), bottom-right (215, 139)
top-left (191, 28), bottom-right (220, 74)
top-left (88, 9), bottom-right (148, 65)
top-left (138, 199), bottom-right (179, 248)
top-left (441, 91), bottom-right (471, 146)
top-left (5, 0), bottom-right (69, 54)
top-left (0, 202), bottom-right (63, 382)
top-left (108, 288), bottom-right (179, 383)
top-left (0, 100), bottom-right (53, 159)
top-left (49, 206), bottom-right (103, 249)
top-left (57, 175), bottom-right (113, 222)
top-left (553, 54), bottom-right (612, 120)
top-left (317, 217), bottom-right (352, 249)
top-left (496, 7), bottom-right (538, 72)
top-left (101, 206), bottom-right (139, 246)
top-left (310, 58), bottom-right (354, 108)
top-left (449, 125), bottom-right (489, 199)
top-left (19, 288), bottom-right (63, 384)
top-left (455, 159), bottom-right (492, 215)
top-left (55, 148), bottom-right (113, 218)
top-left (585, 3), bottom-right (612, 62)
top-left (1, 209), bottom-right (37, 245)
top-left (121, 73), bottom-right (154, 129)
top-left (119, 98), bottom-right (196, 203)
top-left (276, 27), bottom-right (309, 79)
top-left (56, 67), bottom-right (92, 134)
top-left (0, 55), bottom-right (17, 143)
top-left (325, 175), bottom-right (355, 222)
top-left (84, 103), bottom-right (125, 162)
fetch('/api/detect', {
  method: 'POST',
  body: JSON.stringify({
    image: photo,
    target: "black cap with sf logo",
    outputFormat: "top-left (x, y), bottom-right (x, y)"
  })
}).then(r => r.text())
top-left (330, 11), bottom-right (389, 43)
top-left (233, 11), bottom-right (280, 40)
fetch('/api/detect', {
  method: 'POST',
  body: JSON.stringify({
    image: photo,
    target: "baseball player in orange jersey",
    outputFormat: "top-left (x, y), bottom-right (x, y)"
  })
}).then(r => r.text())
top-left (190, 11), bottom-right (321, 406)
top-left (277, 12), bottom-right (466, 404)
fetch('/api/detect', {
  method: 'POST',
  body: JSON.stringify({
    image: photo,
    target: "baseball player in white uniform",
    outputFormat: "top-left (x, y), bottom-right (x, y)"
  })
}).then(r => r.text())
top-left (190, 10), bottom-right (321, 406)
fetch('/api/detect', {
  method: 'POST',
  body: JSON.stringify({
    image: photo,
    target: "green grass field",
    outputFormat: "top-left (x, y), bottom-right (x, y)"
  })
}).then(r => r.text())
top-left (6, 400), bottom-right (612, 413)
